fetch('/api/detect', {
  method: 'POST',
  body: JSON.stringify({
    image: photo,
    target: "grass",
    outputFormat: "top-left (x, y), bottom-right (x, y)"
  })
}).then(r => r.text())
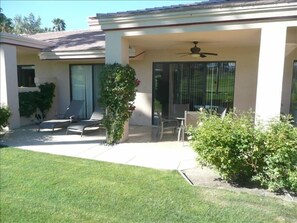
top-left (1, 148), bottom-right (296, 223)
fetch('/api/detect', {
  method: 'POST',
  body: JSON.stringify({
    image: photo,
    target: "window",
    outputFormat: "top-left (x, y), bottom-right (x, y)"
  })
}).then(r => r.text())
top-left (17, 65), bottom-right (36, 87)
top-left (70, 64), bottom-right (104, 119)
top-left (290, 61), bottom-right (297, 125)
top-left (153, 62), bottom-right (236, 124)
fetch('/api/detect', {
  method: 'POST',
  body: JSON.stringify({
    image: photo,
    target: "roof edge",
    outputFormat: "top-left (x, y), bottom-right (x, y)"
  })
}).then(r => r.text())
top-left (0, 32), bottom-right (53, 49)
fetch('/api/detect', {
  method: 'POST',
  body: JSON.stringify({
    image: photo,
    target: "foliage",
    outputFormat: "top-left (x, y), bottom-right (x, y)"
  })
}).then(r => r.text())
top-left (253, 116), bottom-right (297, 193)
top-left (0, 10), bottom-right (66, 34)
top-left (0, 106), bottom-right (11, 130)
top-left (52, 18), bottom-right (66, 31)
top-left (13, 13), bottom-right (42, 34)
top-left (188, 111), bottom-right (264, 181)
top-left (100, 63), bottom-right (139, 145)
top-left (0, 8), bottom-right (13, 32)
top-left (1, 148), bottom-right (296, 223)
top-left (19, 83), bottom-right (55, 122)
top-left (188, 111), bottom-right (297, 193)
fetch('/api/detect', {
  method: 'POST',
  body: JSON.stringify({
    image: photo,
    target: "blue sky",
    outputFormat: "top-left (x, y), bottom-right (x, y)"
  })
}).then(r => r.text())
top-left (2, 1), bottom-right (199, 30)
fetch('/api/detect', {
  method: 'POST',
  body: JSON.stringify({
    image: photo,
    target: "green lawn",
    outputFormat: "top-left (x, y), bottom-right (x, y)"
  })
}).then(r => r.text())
top-left (1, 148), bottom-right (296, 223)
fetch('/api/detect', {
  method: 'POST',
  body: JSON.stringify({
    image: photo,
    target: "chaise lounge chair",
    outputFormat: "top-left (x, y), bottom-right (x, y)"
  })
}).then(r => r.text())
top-left (38, 100), bottom-right (84, 132)
top-left (66, 108), bottom-right (105, 136)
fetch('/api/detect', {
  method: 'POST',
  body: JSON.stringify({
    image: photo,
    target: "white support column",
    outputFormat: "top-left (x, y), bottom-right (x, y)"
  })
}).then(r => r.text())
top-left (255, 25), bottom-right (287, 124)
top-left (0, 44), bottom-right (20, 129)
top-left (105, 32), bottom-right (129, 65)
top-left (104, 32), bottom-right (130, 142)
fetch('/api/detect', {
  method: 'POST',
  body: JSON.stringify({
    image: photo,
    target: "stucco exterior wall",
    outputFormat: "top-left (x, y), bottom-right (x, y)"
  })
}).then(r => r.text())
top-left (130, 46), bottom-right (260, 126)
top-left (17, 55), bottom-right (70, 125)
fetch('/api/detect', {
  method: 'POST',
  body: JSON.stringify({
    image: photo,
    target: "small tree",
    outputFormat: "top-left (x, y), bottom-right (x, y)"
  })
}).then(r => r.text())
top-left (13, 13), bottom-right (42, 34)
top-left (52, 18), bottom-right (66, 31)
top-left (100, 63), bottom-right (140, 145)
top-left (0, 8), bottom-right (13, 33)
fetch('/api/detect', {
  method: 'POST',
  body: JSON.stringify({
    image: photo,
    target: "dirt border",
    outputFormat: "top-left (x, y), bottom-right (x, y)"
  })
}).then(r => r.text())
top-left (180, 167), bottom-right (296, 202)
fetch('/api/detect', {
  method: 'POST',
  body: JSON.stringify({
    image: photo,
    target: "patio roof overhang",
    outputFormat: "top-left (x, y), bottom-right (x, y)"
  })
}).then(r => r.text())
top-left (95, 1), bottom-right (297, 54)
top-left (97, 1), bottom-right (297, 31)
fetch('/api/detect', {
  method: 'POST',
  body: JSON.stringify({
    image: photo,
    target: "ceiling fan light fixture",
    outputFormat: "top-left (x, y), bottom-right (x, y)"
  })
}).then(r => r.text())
top-left (191, 54), bottom-right (200, 58)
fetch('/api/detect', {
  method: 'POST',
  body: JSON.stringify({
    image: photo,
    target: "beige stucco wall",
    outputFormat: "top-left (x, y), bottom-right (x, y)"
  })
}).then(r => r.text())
top-left (17, 54), bottom-right (106, 126)
top-left (130, 46), bottom-right (260, 126)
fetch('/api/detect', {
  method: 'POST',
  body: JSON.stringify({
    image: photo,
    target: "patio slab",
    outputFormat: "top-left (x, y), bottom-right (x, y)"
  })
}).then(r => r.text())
top-left (0, 124), bottom-right (198, 171)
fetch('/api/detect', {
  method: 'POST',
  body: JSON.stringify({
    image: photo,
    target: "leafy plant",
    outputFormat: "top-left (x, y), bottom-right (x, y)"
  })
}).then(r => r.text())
top-left (19, 82), bottom-right (55, 122)
top-left (100, 63), bottom-right (139, 145)
top-left (253, 116), bottom-right (297, 193)
top-left (188, 111), bottom-right (297, 193)
top-left (0, 105), bottom-right (11, 130)
top-left (188, 111), bottom-right (265, 182)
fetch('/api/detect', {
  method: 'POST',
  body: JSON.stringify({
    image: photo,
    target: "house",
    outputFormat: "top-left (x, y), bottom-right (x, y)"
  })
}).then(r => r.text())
top-left (1, 0), bottom-right (297, 130)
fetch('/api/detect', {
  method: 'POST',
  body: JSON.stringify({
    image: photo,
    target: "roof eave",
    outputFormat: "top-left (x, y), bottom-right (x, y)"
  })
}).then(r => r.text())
top-left (98, 2), bottom-right (297, 31)
top-left (39, 48), bottom-right (140, 60)
top-left (39, 50), bottom-right (105, 60)
top-left (0, 32), bottom-right (53, 49)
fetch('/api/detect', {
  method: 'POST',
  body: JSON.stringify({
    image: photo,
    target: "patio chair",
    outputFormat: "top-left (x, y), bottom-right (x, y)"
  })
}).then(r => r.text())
top-left (157, 111), bottom-right (179, 140)
top-left (217, 106), bottom-right (227, 119)
top-left (178, 111), bottom-right (199, 142)
top-left (66, 108), bottom-right (105, 136)
top-left (38, 100), bottom-right (84, 132)
top-left (173, 104), bottom-right (190, 118)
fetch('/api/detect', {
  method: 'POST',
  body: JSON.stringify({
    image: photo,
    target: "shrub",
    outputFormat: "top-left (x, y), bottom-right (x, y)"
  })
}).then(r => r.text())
top-left (188, 111), bottom-right (265, 182)
top-left (253, 116), bottom-right (297, 193)
top-left (0, 106), bottom-right (11, 130)
top-left (188, 112), bottom-right (297, 193)
top-left (100, 63), bottom-right (139, 145)
top-left (19, 82), bottom-right (55, 121)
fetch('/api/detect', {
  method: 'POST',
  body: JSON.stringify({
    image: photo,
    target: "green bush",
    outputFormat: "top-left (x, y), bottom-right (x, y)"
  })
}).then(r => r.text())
top-left (188, 111), bottom-right (265, 182)
top-left (100, 63), bottom-right (139, 145)
top-left (188, 112), bottom-right (297, 193)
top-left (253, 116), bottom-right (297, 193)
top-left (0, 106), bottom-right (11, 130)
top-left (19, 82), bottom-right (55, 121)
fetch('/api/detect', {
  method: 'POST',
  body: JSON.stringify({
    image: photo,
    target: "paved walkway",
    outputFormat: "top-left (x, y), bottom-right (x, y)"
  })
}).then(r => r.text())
top-left (0, 125), bottom-right (197, 171)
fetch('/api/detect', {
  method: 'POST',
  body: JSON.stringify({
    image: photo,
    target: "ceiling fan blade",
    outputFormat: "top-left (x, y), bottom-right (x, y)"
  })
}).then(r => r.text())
top-left (200, 52), bottom-right (218, 56)
top-left (200, 54), bottom-right (207, 58)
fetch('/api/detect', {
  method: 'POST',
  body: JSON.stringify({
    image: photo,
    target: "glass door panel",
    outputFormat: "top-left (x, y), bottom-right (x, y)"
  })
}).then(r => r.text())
top-left (290, 61), bottom-right (297, 125)
top-left (93, 65), bottom-right (104, 108)
top-left (153, 62), bottom-right (235, 125)
top-left (71, 65), bottom-right (93, 119)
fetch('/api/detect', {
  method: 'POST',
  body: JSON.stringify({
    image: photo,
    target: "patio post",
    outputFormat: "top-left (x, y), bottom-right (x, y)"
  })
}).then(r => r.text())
top-left (104, 32), bottom-right (130, 142)
top-left (0, 44), bottom-right (20, 129)
top-left (255, 25), bottom-right (287, 124)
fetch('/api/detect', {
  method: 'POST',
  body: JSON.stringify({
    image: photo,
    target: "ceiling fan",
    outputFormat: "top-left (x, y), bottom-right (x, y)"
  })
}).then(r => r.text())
top-left (178, 41), bottom-right (218, 58)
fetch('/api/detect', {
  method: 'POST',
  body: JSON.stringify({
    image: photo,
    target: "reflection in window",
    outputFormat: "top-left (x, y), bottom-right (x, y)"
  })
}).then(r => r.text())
top-left (153, 62), bottom-right (235, 125)
top-left (17, 65), bottom-right (36, 87)
top-left (290, 61), bottom-right (297, 125)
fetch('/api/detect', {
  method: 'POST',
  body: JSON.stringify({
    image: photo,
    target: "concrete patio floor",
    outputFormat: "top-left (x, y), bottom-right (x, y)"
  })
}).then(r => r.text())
top-left (0, 124), bottom-right (198, 171)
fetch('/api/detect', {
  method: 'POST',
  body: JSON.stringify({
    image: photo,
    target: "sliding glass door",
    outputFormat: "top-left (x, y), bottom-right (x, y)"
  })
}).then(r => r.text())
top-left (153, 62), bottom-right (235, 124)
top-left (70, 64), bottom-right (103, 119)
